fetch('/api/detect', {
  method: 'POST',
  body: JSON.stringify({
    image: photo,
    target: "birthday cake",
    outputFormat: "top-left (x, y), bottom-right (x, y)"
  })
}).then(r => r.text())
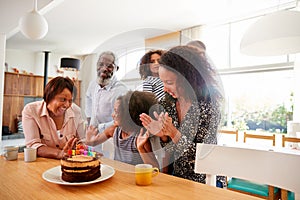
top-left (61, 145), bottom-right (101, 182)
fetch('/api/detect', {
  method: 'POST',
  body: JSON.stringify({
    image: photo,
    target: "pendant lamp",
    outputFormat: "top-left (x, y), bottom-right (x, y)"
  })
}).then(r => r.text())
top-left (19, 0), bottom-right (48, 40)
top-left (60, 58), bottom-right (81, 71)
top-left (240, 9), bottom-right (300, 56)
top-left (60, 58), bottom-right (80, 80)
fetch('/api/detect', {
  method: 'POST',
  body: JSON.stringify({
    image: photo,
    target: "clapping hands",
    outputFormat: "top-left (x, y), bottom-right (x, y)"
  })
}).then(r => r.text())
top-left (139, 111), bottom-right (173, 138)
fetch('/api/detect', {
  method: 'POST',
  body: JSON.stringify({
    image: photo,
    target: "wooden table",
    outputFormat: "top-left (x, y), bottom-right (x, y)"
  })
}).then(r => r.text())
top-left (0, 154), bottom-right (261, 200)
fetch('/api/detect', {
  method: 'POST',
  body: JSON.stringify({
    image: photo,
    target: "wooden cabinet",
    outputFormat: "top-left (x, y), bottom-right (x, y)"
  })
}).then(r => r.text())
top-left (2, 72), bottom-right (81, 133)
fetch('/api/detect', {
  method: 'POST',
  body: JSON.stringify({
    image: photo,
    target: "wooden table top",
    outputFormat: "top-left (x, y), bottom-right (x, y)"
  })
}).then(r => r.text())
top-left (0, 154), bottom-right (261, 200)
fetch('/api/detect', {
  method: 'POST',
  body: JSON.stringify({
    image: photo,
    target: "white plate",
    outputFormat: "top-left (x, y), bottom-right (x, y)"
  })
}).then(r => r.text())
top-left (42, 164), bottom-right (115, 186)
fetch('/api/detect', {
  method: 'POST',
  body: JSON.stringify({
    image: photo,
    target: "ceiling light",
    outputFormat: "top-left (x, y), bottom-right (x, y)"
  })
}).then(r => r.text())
top-left (19, 0), bottom-right (48, 40)
top-left (240, 9), bottom-right (300, 56)
top-left (60, 58), bottom-right (80, 81)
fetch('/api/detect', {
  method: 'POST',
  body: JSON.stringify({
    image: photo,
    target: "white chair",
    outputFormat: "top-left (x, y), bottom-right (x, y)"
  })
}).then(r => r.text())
top-left (282, 135), bottom-right (300, 149)
top-left (243, 132), bottom-right (276, 147)
top-left (195, 143), bottom-right (300, 200)
top-left (226, 132), bottom-right (279, 199)
top-left (281, 135), bottom-right (300, 200)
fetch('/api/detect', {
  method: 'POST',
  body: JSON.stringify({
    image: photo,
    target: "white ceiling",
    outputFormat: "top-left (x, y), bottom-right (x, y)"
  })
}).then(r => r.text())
top-left (0, 0), bottom-right (294, 56)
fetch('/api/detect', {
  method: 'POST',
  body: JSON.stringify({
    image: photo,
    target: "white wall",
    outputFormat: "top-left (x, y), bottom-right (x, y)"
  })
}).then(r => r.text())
top-left (5, 50), bottom-right (83, 78)
top-left (5, 49), bottom-right (35, 74)
top-left (80, 53), bottom-right (97, 116)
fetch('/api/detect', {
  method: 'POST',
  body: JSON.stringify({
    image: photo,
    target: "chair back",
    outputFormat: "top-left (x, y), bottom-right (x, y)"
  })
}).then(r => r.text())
top-left (282, 135), bottom-right (300, 148)
top-left (195, 143), bottom-right (300, 195)
top-left (218, 129), bottom-right (238, 143)
top-left (244, 132), bottom-right (276, 146)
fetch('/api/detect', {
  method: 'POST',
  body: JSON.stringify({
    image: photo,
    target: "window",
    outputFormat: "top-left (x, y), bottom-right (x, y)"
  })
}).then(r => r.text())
top-left (117, 48), bottom-right (145, 90)
top-left (187, 5), bottom-right (297, 133)
top-left (221, 69), bottom-right (294, 132)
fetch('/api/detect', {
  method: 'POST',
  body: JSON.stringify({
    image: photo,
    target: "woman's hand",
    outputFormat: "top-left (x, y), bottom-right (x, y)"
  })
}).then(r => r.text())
top-left (140, 112), bottom-right (165, 137)
top-left (141, 111), bottom-right (181, 143)
top-left (57, 137), bottom-right (78, 159)
top-left (160, 113), bottom-right (176, 137)
top-left (161, 115), bottom-right (181, 143)
top-left (140, 111), bottom-right (176, 136)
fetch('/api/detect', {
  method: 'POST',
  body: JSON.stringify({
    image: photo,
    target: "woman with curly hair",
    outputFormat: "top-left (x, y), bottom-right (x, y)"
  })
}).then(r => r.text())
top-left (138, 49), bottom-right (165, 101)
top-left (140, 45), bottom-right (225, 186)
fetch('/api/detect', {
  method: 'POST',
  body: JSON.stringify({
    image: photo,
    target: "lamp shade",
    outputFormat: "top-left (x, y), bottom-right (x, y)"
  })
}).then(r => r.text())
top-left (240, 10), bottom-right (300, 56)
top-left (60, 58), bottom-right (80, 71)
top-left (19, 10), bottom-right (48, 40)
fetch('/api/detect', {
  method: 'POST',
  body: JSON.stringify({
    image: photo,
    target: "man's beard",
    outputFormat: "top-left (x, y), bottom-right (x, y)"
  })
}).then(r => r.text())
top-left (97, 76), bottom-right (112, 86)
top-left (96, 69), bottom-right (115, 86)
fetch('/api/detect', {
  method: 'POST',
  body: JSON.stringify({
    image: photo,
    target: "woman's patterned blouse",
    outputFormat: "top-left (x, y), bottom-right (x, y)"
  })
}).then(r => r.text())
top-left (160, 95), bottom-right (223, 185)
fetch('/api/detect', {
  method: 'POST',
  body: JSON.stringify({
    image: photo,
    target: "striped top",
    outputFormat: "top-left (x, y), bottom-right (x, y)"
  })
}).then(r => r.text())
top-left (142, 76), bottom-right (165, 101)
top-left (113, 127), bottom-right (143, 165)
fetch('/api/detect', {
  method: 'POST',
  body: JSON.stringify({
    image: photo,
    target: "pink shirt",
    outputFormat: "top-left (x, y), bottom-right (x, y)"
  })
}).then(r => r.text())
top-left (22, 101), bottom-right (85, 150)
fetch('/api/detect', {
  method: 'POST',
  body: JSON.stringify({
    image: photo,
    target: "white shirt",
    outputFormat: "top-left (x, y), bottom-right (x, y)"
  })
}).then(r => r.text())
top-left (85, 76), bottom-right (128, 127)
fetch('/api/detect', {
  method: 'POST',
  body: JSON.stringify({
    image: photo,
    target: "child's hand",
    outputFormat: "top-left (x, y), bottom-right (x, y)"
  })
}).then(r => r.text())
top-left (85, 125), bottom-right (98, 146)
top-left (137, 128), bottom-right (149, 152)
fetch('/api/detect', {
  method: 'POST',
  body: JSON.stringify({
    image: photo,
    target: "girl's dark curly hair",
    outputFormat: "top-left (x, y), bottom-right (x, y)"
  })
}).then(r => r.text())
top-left (159, 45), bottom-right (223, 105)
top-left (138, 49), bottom-right (164, 80)
top-left (117, 91), bottom-right (161, 133)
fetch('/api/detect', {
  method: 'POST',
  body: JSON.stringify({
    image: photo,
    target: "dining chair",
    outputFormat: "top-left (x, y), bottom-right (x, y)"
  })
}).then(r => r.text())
top-left (281, 189), bottom-right (295, 200)
top-left (243, 132), bottom-right (276, 146)
top-left (195, 144), bottom-right (300, 200)
top-left (281, 134), bottom-right (300, 148)
top-left (217, 129), bottom-right (239, 143)
top-left (280, 135), bottom-right (300, 200)
top-left (227, 132), bottom-right (279, 200)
